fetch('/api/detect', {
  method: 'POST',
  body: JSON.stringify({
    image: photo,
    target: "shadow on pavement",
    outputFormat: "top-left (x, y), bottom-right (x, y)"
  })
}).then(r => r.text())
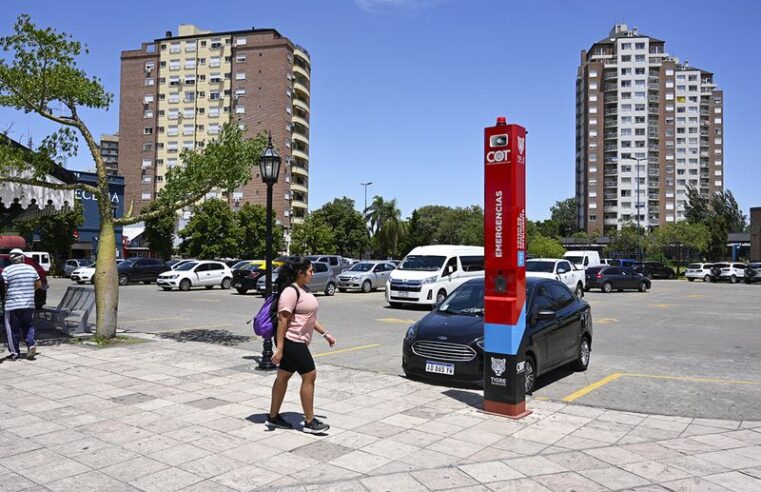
top-left (156, 329), bottom-right (251, 346)
top-left (441, 388), bottom-right (483, 410)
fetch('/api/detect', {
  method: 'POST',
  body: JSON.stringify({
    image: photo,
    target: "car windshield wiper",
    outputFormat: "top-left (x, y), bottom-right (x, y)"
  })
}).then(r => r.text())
top-left (459, 307), bottom-right (484, 316)
top-left (439, 307), bottom-right (461, 315)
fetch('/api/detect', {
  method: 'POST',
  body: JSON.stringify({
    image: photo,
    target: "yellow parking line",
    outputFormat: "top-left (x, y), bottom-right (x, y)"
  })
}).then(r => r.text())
top-left (562, 372), bottom-right (624, 402)
top-left (376, 317), bottom-right (417, 324)
top-left (686, 294), bottom-right (706, 298)
top-left (120, 316), bottom-right (185, 324)
top-left (595, 318), bottom-right (619, 324)
top-left (649, 304), bottom-right (672, 308)
top-left (313, 343), bottom-right (381, 358)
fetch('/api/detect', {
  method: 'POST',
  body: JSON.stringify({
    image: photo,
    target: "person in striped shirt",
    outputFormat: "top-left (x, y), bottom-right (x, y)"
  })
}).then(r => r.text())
top-left (1, 248), bottom-right (41, 361)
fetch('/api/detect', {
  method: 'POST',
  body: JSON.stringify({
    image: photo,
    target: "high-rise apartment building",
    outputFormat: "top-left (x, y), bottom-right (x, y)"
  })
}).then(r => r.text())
top-left (99, 133), bottom-right (119, 176)
top-left (576, 24), bottom-right (723, 235)
top-left (119, 24), bottom-right (310, 229)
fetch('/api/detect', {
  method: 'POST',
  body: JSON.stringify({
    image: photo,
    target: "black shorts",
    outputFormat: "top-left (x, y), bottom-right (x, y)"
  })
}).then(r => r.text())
top-left (278, 338), bottom-right (315, 375)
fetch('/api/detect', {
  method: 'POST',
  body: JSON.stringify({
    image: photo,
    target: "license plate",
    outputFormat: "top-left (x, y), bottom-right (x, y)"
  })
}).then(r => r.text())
top-left (396, 291), bottom-right (411, 298)
top-left (425, 361), bottom-right (454, 375)
top-left (234, 283), bottom-right (242, 288)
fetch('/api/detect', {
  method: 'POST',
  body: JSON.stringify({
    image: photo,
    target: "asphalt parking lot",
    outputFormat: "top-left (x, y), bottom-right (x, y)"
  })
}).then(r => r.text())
top-left (46, 277), bottom-right (761, 420)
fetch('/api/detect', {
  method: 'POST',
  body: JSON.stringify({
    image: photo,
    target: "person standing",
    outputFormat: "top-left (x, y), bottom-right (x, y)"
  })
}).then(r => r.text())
top-left (2, 248), bottom-right (41, 361)
top-left (267, 257), bottom-right (336, 433)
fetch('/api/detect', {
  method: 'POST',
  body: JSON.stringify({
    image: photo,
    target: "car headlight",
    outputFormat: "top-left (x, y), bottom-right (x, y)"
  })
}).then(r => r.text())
top-left (421, 275), bottom-right (438, 285)
top-left (405, 324), bottom-right (418, 342)
top-left (475, 337), bottom-right (484, 350)
top-left (165, 274), bottom-right (179, 279)
top-left (351, 276), bottom-right (360, 280)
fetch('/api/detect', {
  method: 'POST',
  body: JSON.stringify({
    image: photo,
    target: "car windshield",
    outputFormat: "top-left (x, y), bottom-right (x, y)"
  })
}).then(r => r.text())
top-left (348, 263), bottom-right (373, 272)
top-left (564, 256), bottom-right (583, 266)
top-left (526, 261), bottom-right (555, 273)
top-left (438, 282), bottom-right (484, 316)
top-left (176, 261), bottom-right (198, 271)
top-left (399, 255), bottom-right (446, 271)
top-left (232, 261), bottom-right (254, 270)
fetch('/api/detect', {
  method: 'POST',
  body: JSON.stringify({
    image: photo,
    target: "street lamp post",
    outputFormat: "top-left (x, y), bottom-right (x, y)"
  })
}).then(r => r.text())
top-left (360, 181), bottom-right (373, 214)
top-left (257, 131), bottom-right (281, 371)
top-left (628, 157), bottom-right (648, 261)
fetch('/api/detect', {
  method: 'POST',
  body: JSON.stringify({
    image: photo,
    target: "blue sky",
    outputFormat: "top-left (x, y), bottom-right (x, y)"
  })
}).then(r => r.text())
top-left (1, 0), bottom-right (759, 220)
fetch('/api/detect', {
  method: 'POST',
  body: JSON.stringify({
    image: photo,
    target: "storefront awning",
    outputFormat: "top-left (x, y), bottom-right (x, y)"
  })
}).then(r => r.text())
top-left (0, 235), bottom-right (26, 250)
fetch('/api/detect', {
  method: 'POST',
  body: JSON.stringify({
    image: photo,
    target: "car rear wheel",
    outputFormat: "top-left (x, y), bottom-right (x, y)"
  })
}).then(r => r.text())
top-left (574, 283), bottom-right (584, 299)
top-left (436, 290), bottom-right (447, 304)
top-left (236, 288), bottom-right (248, 295)
top-left (639, 281), bottom-right (648, 292)
top-left (179, 279), bottom-right (191, 291)
top-left (729, 275), bottom-right (737, 284)
top-left (602, 282), bottom-right (613, 293)
top-left (118, 274), bottom-right (129, 286)
top-left (703, 274), bottom-right (711, 282)
top-left (667, 271), bottom-right (675, 280)
top-left (361, 280), bottom-right (372, 293)
top-left (221, 277), bottom-right (232, 289)
top-left (573, 336), bottom-right (591, 371)
top-left (524, 355), bottom-right (536, 394)
top-left (325, 282), bottom-right (336, 296)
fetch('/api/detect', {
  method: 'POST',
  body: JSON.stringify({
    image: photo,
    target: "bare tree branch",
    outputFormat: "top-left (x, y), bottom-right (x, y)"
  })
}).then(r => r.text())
top-left (0, 174), bottom-right (97, 193)
top-left (113, 191), bottom-right (210, 226)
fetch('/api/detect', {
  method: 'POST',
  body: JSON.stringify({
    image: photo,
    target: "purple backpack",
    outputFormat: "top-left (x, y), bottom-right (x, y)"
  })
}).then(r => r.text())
top-left (252, 285), bottom-right (299, 338)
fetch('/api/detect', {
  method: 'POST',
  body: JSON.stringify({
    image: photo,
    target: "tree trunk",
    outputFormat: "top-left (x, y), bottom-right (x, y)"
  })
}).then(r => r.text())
top-left (94, 219), bottom-right (119, 338)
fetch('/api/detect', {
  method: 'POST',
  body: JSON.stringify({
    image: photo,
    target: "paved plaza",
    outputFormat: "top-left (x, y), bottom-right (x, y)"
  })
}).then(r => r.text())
top-left (1, 334), bottom-right (760, 491)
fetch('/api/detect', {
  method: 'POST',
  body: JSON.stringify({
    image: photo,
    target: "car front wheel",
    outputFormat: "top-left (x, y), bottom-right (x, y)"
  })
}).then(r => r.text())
top-left (574, 283), bottom-right (584, 299)
top-left (524, 356), bottom-right (536, 394)
top-left (573, 336), bottom-right (591, 371)
top-left (730, 275), bottom-right (737, 284)
top-left (361, 280), bottom-right (372, 293)
top-left (602, 282), bottom-right (613, 293)
top-left (639, 281), bottom-right (648, 292)
top-left (325, 282), bottom-right (336, 296)
top-left (703, 274), bottom-right (711, 282)
top-left (179, 279), bottom-right (191, 291)
top-left (436, 290), bottom-right (447, 304)
top-left (118, 274), bottom-right (129, 286)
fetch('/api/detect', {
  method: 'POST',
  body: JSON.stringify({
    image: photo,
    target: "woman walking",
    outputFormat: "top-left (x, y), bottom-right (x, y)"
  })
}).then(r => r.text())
top-left (267, 257), bottom-right (336, 433)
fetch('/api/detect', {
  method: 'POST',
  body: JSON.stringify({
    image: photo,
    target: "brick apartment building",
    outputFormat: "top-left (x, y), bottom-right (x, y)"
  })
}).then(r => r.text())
top-left (576, 24), bottom-right (724, 235)
top-left (118, 24), bottom-right (310, 233)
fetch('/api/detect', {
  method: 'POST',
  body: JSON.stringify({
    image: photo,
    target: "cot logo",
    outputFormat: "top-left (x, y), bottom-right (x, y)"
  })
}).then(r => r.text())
top-left (486, 149), bottom-right (509, 164)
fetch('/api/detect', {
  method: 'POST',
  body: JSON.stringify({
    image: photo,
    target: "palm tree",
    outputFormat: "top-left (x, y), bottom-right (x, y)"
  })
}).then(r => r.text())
top-left (364, 196), bottom-right (404, 257)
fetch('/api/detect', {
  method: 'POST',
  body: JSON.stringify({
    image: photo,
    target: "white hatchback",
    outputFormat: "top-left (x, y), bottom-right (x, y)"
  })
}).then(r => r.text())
top-left (157, 260), bottom-right (233, 291)
top-left (685, 263), bottom-right (714, 282)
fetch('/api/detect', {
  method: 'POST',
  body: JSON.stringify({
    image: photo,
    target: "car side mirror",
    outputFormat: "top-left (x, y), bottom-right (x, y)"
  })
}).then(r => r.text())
top-left (537, 309), bottom-right (556, 321)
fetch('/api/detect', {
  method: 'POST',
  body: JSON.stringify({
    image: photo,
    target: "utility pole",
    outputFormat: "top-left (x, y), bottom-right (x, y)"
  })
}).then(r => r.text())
top-left (360, 181), bottom-right (373, 213)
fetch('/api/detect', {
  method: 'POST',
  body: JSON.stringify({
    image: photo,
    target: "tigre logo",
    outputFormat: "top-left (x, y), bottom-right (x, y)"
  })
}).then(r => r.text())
top-left (491, 357), bottom-right (506, 377)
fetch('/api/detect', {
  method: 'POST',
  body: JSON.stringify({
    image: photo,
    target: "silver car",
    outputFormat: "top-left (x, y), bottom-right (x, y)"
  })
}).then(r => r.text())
top-left (256, 261), bottom-right (336, 296)
top-left (337, 261), bottom-right (396, 293)
top-left (64, 259), bottom-right (94, 277)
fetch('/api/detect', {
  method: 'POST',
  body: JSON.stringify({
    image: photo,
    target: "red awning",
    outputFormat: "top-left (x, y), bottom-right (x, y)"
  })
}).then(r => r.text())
top-left (0, 235), bottom-right (27, 250)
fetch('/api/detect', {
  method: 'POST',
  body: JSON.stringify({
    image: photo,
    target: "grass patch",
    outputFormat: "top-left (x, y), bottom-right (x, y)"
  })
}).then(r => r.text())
top-left (66, 335), bottom-right (146, 347)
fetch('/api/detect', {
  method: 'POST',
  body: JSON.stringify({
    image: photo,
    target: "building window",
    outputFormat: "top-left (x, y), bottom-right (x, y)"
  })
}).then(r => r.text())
top-left (143, 127), bottom-right (153, 135)
top-left (635, 54), bottom-right (645, 62)
top-left (209, 56), bottom-right (221, 67)
top-left (208, 107), bottom-right (220, 117)
top-left (209, 91), bottom-right (220, 101)
top-left (209, 73), bottom-right (221, 83)
top-left (185, 59), bottom-right (196, 69)
top-left (170, 43), bottom-right (181, 53)
top-left (183, 141), bottom-right (194, 150)
top-left (236, 37), bottom-right (247, 46)
top-left (143, 110), bottom-right (153, 118)
top-left (589, 70), bottom-right (598, 77)
top-left (183, 125), bottom-right (194, 136)
top-left (236, 54), bottom-right (246, 63)
top-left (143, 94), bottom-right (154, 104)
top-left (235, 106), bottom-right (245, 114)
top-left (183, 108), bottom-right (194, 118)
top-left (208, 124), bottom-right (220, 135)
top-left (144, 78), bottom-right (154, 86)
top-left (141, 193), bottom-right (152, 200)
top-left (185, 41), bottom-right (195, 52)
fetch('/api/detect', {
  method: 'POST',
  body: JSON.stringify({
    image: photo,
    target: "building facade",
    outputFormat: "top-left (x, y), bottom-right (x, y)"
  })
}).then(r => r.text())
top-left (70, 171), bottom-right (125, 259)
top-left (576, 24), bottom-right (724, 235)
top-left (118, 24), bottom-right (310, 232)
top-left (99, 134), bottom-right (119, 176)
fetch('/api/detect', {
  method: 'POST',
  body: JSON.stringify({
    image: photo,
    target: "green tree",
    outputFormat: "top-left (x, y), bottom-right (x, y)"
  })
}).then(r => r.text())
top-left (179, 199), bottom-right (238, 259)
top-left (290, 215), bottom-right (336, 255)
top-left (311, 197), bottom-right (368, 258)
top-left (365, 195), bottom-right (404, 258)
top-left (711, 190), bottom-right (746, 233)
top-left (435, 206), bottom-right (484, 246)
top-left (0, 16), bottom-right (266, 337)
top-left (142, 202), bottom-right (177, 261)
top-left (550, 197), bottom-right (579, 237)
top-left (684, 186), bottom-right (710, 225)
top-left (402, 205), bottom-right (451, 253)
top-left (234, 202), bottom-right (283, 259)
top-left (527, 234), bottom-right (565, 258)
top-left (609, 223), bottom-right (642, 258)
top-left (16, 202), bottom-right (84, 275)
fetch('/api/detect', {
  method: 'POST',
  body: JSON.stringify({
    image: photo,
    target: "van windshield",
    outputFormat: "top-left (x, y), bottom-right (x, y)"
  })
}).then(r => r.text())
top-left (565, 256), bottom-right (584, 267)
top-left (399, 255), bottom-right (446, 271)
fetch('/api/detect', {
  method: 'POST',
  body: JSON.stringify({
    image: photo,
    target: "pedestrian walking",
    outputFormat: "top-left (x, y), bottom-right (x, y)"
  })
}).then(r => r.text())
top-left (267, 257), bottom-right (336, 433)
top-left (2, 248), bottom-right (41, 361)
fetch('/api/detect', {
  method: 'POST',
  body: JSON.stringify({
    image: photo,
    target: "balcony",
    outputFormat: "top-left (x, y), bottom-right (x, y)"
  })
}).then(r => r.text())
top-left (291, 148), bottom-right (309, 163)
top-left (604, 206), bottom-right (618, 213)
top-left (292, 114), bottom-right (309, 129)
top-left (291, 162), bottom-right (309, 177)
top-left (293, 80), bottom-right (310, 99)
top-left (604, 157), bottom-right (618, 164)
top-left (290, 216), bottom-right (305, 225)
top-left (604, 132), bottom-right (617, 140)
top-left (293, 97), bottom-right (309, 113)
top-left (291, 182), bottom-right (308, 194)
top-left (293, 64), bottom-right (310, 80)
top-left (291, 199), bottom-right (308, 210)
top-left (604, 170), bottom-right (618, 177)
top-left (603, 71), bottom-right (618, 81)
top-left (292, 132), bottom-right (309, 147)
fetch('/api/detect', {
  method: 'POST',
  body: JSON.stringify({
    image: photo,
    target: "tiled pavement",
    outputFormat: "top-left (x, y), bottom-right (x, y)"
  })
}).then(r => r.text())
top-left (1, 336), bottom-right (760, 491)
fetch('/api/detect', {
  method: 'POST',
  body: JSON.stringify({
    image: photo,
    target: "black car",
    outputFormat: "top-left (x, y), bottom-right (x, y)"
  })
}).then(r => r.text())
top-left (585, 266), bottom-right (651, 293)
top-left (745, 262), bottom-right (761, 284)
top-left (232, 263), bottom-right (266, 294)
top-left (632, 261), bottom-right (675, 279)
top-left (117, 258), bottom-right (168, 285)
top-left (402, 277), bottom-right (592, 393)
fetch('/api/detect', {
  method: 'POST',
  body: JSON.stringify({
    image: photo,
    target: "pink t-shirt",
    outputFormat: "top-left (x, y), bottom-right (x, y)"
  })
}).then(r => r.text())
top-left (278, 284), bottom-right (319, 344)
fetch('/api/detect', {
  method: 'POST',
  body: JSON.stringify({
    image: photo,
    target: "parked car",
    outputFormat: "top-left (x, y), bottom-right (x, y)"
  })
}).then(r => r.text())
top-left (157, 260), bottom-right (233, 291)
top-left (23, 251), bottom-right (51, 273)
top-left (0, 254), bottom-right (48, 309)
top-left (526, 258), bottom-right (585, 299)
top-left (631, 261), bottom-right (675, 279)
top-left (744, 263), bottom-right (761, 284)
top-left (709, 263), bottom-right (747, 283)
top-left (70, 266), bottom-right (96, 284)
top-left (584, 266), bottom-right (651, 293)
top-left (64, 259), bottom-right (94, 277)
top-left (232, 261), bottom-right (267, 295)
top-left (563, 250), bottom-right (601, 270)
top-left (117, 258), bottom-right (168, 285)
top-left (337, 261), bottom-right (396, 293)
top-left (305, 255), bottom-right (348, 277)
top-left (685, 263), bottom-right (714, 282)
top-left (386, 245), bottom-right (484, 307)
top-left (402, 277), bottom-right (592, 393)
top-left (257, 261), bottom-right (336, 296)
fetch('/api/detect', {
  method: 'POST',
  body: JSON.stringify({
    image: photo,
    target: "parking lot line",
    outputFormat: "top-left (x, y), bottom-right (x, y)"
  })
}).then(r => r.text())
top-left (594, 318), bottom-right (619, 324)
top-left (562, 372), bottom-right (624, 402)
top-left (562, 372), bottom-right (761, 403)
top-left (119, 316), bottom-right (186, 324)
top-left (649, 304), bottom-right (673, 308)
top-left (376, 317), bottom-right (417, 324)
top-left (313, 343), bottom-right (381, 358)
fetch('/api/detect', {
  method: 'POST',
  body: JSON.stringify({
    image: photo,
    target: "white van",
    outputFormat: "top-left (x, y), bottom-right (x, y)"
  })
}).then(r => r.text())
top-left (23, 251), bottom-right (51, 272)
top-left (563, 250), bottom-right (601, 270)
top-left (385, 245), bottom-right (484, 307)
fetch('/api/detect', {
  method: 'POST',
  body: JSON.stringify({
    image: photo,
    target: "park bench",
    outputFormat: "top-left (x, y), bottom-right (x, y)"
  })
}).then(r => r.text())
top-left (38, 285), bottom-right (95, 335)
